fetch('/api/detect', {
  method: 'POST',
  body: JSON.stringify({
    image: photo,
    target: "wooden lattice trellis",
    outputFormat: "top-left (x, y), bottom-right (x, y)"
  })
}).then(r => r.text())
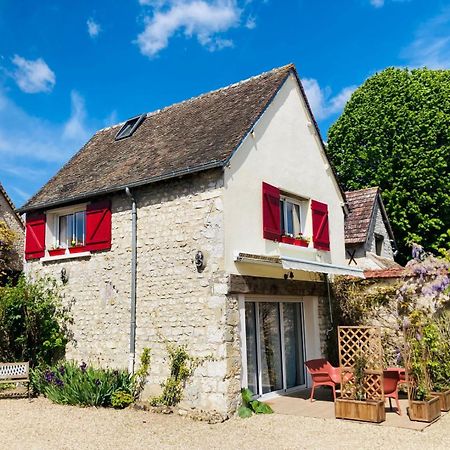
top-left (338, 326), bottom-right (384, 401)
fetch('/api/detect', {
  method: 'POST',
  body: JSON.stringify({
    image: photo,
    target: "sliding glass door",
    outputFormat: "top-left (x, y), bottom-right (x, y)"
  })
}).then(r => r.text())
top-left (245, 300), bottom-right (305, 396)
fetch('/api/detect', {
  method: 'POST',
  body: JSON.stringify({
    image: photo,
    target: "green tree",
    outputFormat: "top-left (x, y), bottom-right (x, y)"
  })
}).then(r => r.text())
top-left (327, 67), bottom-right (450, 261)
top-left (0, 220), bottom-right (17, 279)
top-left (0, 275), bottom-right (71, 365)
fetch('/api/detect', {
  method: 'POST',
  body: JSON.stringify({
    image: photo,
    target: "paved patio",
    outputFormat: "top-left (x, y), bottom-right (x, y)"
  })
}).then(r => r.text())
top-left (266, 387), bottom-right (443, 431)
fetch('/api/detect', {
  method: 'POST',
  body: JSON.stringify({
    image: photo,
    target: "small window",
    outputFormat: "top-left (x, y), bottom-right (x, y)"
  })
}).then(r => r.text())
top-left (58, 211), bottom-right (85, 248)
top-left (375, 234), bottom-right (384, 256)
top-left (115, 113), bottom-right (146, 140)
top-left (280, 197), bottom-right (308, 237)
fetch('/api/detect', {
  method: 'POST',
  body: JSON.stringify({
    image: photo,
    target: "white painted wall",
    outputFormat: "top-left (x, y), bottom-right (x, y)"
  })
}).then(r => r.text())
top-left (223, 73), bottom-right (346, 277)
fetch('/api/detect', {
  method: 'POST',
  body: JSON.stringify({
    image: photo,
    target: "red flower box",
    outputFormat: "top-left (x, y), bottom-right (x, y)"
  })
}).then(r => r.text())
top-left (69, 246), bottom-right (86, 254)
top-left (48, 248), bottom-right (66, 257)
top-left (281, 236), bottom-right (309, 247)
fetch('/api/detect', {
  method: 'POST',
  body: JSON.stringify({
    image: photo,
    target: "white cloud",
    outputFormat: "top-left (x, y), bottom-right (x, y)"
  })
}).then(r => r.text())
top-left (136, 1), bottom-right (241, 57)
top-left (0, 89), bottom-right (91, 164)
top-left (11, 55), bottom-right (56, 93)
top-left (0, 89), bottom-right (97, 205)
top-left (63, 91), bottom-right (90, 141)
top-left (87, 18), bottom-right (102, 38)
top-left (370, 0), bottom-right (384, 7)
top-left (245, 15), bottom-right (256, 29)
top-left (302, 78), bottom-right (356, 121)
top-left (402, 9), bottom-right (450, 69)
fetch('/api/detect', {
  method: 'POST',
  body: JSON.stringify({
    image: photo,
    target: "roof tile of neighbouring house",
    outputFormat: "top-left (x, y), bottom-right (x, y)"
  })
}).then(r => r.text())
top-left (20, 64), bottom-right (299, 212)
top-left (344, 187), bottom-right (379, 245)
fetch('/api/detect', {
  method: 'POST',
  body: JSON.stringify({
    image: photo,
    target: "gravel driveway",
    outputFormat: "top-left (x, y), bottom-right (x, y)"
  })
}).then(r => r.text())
top-left (2, 398), bottom-right (450, 450)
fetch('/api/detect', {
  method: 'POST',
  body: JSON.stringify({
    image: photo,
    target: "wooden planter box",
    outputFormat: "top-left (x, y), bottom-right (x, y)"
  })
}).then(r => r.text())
top-left (408, 396), bottom-right (441, 422)
top-left (281, 236), bottom-right (308, 247)
top-left (431, 389), bottom-right (450, 412)
top-left (335, 398), bottom-right (386, 423)
top-left (48, 248), bottom-right (66, 257)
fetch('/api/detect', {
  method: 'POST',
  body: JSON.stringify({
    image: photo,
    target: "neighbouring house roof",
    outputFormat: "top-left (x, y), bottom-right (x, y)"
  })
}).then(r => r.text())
top-left (364, 267), bottom-right (405, 279)
top-left (19, 63), bottom-right (345, 213)
top-left (344, 187), bottom-right (395, 246)
top-left (0, 183), bottom-right (24, 228)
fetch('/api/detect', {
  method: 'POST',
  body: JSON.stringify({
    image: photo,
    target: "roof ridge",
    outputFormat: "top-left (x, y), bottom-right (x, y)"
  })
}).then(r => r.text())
top-left (345, 186), bottom-right (379, 195)
top-left (96, 64), bottom-right (294, 133)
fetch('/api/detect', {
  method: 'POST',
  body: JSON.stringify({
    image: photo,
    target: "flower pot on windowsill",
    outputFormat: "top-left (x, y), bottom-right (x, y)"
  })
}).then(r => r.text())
top-left (335, 398), bottom-right (386, 423)
top-left (431, 389), bottom-right (450, 412)
top-left (48, 248), bottom-right (66, 257)
top-left (407, 396), bottom-right (441, 422)
top-left (69, 246), bottom-right (86, 254)
top-left (281, 236), bottom-right (309, 247)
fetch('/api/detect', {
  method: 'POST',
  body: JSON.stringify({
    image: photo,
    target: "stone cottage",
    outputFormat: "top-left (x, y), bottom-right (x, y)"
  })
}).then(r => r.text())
top-left (344, 187), bottom-right (399, 270)
top-left (19, 64), bottom-right (363, 415)
top-left (0, 182), bottom-right (24, 280)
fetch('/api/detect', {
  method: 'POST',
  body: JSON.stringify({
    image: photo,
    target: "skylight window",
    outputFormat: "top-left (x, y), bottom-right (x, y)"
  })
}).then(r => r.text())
top-left (115, 113), bottom-right (146, 141)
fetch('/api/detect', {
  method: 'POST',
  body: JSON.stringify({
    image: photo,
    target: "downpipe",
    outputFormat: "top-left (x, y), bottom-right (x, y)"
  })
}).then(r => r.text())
top-left (125, 187), bottom-right (137, 374)
top-left (325, 274), bottom-right (334, 338)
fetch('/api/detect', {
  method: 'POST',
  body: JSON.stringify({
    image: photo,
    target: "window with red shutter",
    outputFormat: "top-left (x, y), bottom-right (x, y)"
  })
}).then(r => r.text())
top-left (85, 200), bottom-right (112, 252)
top-left (311, 200), bottom-right (330, 251)
top-left (262, 182), bottom-right (281, 241)
top-left (25, 213), bottom-right (46, 260)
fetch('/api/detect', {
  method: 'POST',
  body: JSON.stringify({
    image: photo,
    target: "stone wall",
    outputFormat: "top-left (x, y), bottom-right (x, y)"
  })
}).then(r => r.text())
top-left (26, 169), bottom-right (240, 415)
top-left (0, 189), bottom-right (24, 272)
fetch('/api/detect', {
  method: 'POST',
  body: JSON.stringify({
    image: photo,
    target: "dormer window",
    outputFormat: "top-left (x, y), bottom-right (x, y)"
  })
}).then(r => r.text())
top-left (115, 114), bottom-right (146, 141)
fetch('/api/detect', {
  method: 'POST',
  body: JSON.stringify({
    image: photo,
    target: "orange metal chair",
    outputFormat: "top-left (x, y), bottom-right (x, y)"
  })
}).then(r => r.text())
top-left (305, 359), bottom-right (342, 401)
top-left (383, 369), bottom-right (402, 415)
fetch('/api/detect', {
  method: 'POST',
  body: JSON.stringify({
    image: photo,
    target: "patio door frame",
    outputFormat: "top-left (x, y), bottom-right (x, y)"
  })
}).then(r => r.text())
top-left (241, 295), bottom-right (307, 399)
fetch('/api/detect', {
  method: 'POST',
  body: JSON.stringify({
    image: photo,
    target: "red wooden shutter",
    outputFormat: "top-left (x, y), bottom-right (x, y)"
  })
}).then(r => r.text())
top-left (262, 182), bottom-right (281, 241)
top-left (25, 213), bottom-right (46, 260)
top-left (85, 200), bottom-right (112, 252)
top-left (311, 200), bottom-right (330, 251)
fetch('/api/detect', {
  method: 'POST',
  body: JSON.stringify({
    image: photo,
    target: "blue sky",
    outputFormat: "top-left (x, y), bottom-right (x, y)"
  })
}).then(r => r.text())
top-left (0, 0), bottom-right (449, 207)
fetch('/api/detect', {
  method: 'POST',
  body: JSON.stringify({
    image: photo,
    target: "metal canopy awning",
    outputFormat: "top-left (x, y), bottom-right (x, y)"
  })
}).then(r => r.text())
top-left (281, 256), bottom-right (365, 278)
top-left (235, 252), bottom-right (365, 278)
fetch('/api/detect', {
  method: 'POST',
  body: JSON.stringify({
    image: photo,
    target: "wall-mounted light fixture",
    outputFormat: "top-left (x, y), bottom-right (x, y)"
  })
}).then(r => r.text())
top-left (195, 251), bottom-right (205, 272)
top-left (61, 267), bottom-right (69, 284)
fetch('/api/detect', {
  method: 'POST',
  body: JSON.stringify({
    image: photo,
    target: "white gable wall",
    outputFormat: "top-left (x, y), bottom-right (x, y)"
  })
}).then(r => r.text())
top-left (223, 73), bottom-right (346, 276)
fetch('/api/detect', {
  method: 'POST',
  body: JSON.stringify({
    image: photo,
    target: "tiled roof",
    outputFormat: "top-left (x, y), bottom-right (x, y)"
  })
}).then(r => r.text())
top-left (344, 187), bottom-right (379, 245)
top-left (364, 267), bottom-right (405, 279)
top-left (21, 64), bottom-right (298, 212)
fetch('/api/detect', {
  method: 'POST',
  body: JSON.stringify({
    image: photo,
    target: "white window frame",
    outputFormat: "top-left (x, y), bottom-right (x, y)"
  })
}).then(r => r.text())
top-left (46, 203), bottom-right (88, 250)
top-left (240, 296), bottom-right (308, 399)
top-left (280, 195), bottom-right (309, 238)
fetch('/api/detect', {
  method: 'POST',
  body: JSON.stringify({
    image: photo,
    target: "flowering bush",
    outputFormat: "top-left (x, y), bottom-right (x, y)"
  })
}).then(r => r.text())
top-left (400, 245), bottom-right (450, 400)
top-left (32, 361), bottom-right (134, 407)
top-left (32, 348), bottom-right (150, 408)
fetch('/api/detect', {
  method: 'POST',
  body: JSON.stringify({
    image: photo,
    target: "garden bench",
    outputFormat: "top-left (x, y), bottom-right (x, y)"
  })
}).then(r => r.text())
top-left (0, 362), bottom-right (30, 399)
